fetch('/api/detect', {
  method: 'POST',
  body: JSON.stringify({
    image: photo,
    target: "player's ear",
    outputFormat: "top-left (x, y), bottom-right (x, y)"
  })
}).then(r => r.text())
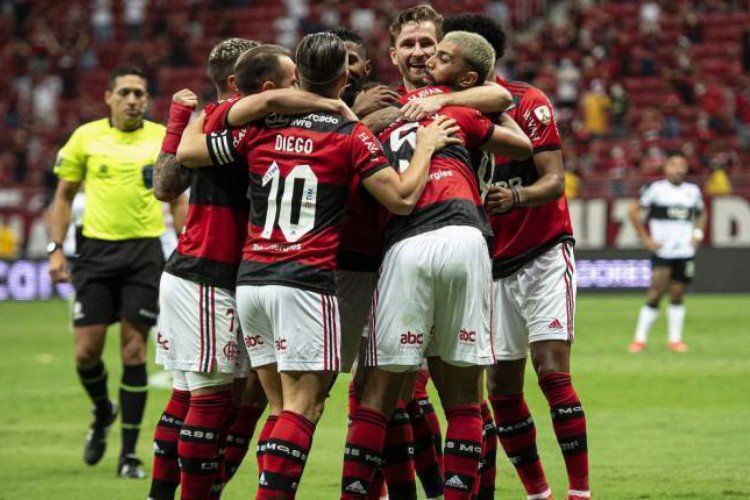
top-left (227, 74), bottom-right (238, 93)
top-left (261, 80), bottom-right (277, 92)
top-left (389, 46), bottom-right (398, 66)
top-left (337, 71), bottom-right (348, 96)
top-left (104, 89), bottom-right (112, 106)
top-left (457, 71), bottom-right (479, 90)
top-left (365, 58), bottom-right (373, 76)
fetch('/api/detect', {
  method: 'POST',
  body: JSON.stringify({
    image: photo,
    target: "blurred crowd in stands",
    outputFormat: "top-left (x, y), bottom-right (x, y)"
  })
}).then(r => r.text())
top-left (1, 0), bottom-right (750, 199)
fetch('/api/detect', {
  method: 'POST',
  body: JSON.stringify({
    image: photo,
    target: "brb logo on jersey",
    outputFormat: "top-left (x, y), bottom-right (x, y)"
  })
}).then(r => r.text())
top-left (400, 331), bottom-right (424, 346)
top-left (458, 329), bottom-right (476, 344)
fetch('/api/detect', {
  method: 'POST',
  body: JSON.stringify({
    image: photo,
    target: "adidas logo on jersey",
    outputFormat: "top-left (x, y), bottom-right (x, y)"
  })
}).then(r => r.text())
top-left (445, 474), bottom-right (469, 490)
top-left (345, 480), bottom-right (367, 494)
top-left (548, 319), bottom-right (564, 330)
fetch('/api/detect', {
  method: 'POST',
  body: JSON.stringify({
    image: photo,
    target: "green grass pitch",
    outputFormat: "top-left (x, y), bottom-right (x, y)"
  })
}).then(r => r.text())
top-left (1, 294), bottom-right (749, 499)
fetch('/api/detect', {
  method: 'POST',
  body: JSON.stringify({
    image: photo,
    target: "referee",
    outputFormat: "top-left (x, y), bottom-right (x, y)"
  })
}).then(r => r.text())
top-left (48, 67), bottom-right (181, 479)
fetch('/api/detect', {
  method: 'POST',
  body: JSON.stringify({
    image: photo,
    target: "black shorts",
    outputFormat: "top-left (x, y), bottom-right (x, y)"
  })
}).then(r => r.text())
top-left (72, 237), bottom-right (164, 327)
top-left (651, 255), bottom-right (695, 284)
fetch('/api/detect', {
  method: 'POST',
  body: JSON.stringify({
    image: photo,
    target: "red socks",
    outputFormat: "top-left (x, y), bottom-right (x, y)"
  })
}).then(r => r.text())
top-left (222, 402), bottom-right (265, 483)
top-left (407, 396), bottom-right (444, 498)
top-left (178, 391), bottom-right (234, 500)
top-left (382, 403), bottom-right (417, 499)
top-left (476, 401), bottom-right (497, 499)
top-left (149, 389), bottom-right (190, 499)
top-left (257, 411), bottom-right (315, 499)
top-left (443, 405), bottom-right (483, 499)
top-left (256, 415), bottom-right (278, 476)
top-left (341, 407), bottom-right (388, 498)
top-left (490, 393), bottom-right (550, 497)
top-left (539, 372), bottom-right (589, 497)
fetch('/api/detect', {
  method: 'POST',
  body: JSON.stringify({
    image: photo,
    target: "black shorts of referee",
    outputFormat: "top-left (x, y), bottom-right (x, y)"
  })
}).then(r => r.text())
top-left (71, 237), bottom-right (164, 327)
top-left (650, 255), bottom-right (696, 285)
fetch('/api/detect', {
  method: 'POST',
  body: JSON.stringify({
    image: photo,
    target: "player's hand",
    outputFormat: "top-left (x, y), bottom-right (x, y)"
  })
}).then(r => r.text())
top-left (401, 95), bottom-right (446, 122)
top-left (416, 115), bottom-right (462, 152)
top-left (172, 89), bottom-right (199, 109)
top-left (337, 100), bottom-right (359, 121)
top-left (48, 251), bottom-right (70, 283)
top-left (352, 85), bottom-right (400, 117)
top-left (486, 186), bottom-right (515, 214)
top-left (644, 237), bottom-right (662, 252)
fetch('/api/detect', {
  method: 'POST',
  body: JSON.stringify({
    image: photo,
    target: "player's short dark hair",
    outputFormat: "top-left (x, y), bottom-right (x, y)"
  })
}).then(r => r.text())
top-left (666, 150), bottom-right (686, 160)
top-left (328, 26), bottom-right (364, 47)
top-left (296, 32), bottom-right (348, 95)
top-left (107, 66), bottom-right (147, 90)
top-left (207, 38), bottom-right (260, 90)
top-left (234, 44), bottom-right (292, 95)
top-left (443, 13), bottom-right (506, 61)
top-left (389, 4), bottom-right (444, 46)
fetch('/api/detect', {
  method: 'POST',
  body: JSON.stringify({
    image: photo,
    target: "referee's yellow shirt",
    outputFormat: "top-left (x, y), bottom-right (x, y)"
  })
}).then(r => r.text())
top-left (54, 118), bottom-right (167, 241)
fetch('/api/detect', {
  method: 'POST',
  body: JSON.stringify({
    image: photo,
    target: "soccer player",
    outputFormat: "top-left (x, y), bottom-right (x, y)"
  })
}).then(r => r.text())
top-left (48, 66), bottom-right (181, 478)
top-left (148, 37), bottom-right (265, 500)
top-left (330, 26), bottom-right (424, 500)
top-left (629, 152), bottom-right (706, 353)
top-left (178, 33), bottom-right (460, 498)
top-left (440, 13), bottom-right (590, 500)
top-left (342, 31), bottom-right (532, 500)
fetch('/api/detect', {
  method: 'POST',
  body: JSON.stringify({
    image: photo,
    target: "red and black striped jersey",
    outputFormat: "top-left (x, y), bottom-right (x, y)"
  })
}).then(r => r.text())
top-left (489, 77), bottom-right (574, 279)
top-left (164, 96), bottom-right (250, 290)
top-left (207, 111), bottom-right (390, 293)
top-left (378, 86), bottom-right (495, 249)
top-left (337, 178), bottom-right (385, 272)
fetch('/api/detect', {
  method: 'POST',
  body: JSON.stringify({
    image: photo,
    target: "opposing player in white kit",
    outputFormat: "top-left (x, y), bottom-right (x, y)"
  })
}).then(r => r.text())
top-left (629, 152), bottom-right (707, 353)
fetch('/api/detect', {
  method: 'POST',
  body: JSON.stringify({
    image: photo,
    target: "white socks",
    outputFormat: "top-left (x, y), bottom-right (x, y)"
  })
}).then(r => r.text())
top-left (634, 305), bottom-right (659, 343)
top-left (668, 304), bottom-right (686, 343)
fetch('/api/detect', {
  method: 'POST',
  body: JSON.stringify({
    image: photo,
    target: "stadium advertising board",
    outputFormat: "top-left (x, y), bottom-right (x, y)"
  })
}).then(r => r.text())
top-left (1, 195), bottom-right (749, 299)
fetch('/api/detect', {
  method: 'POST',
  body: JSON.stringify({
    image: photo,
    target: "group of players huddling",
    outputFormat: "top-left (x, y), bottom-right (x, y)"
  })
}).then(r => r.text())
top-left (85, 5), bottom-right (594, 500)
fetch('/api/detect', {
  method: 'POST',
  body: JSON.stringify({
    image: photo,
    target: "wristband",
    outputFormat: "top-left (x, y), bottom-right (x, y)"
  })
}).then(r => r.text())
top-left (692, 228), bottom-right (704, 242)
top-left (161, 102), bottom-right (194, 154)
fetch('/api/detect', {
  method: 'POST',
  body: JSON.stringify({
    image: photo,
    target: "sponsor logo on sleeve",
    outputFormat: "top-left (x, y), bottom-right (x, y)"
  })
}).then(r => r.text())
top-left (533, 105), bottom-right (552, 126)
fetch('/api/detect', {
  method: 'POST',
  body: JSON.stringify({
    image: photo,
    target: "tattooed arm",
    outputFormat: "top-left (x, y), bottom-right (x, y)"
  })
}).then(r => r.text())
top-left (154, 151), bottom-right (191, 202)
top-left (155, 89), bottom-right (198, 202)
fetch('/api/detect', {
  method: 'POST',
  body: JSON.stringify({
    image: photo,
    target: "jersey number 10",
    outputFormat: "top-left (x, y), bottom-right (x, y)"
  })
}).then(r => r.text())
top-left (261, 161), bottom-right (319, 242)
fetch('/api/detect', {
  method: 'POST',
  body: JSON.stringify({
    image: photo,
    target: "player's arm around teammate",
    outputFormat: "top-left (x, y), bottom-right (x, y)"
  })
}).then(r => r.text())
top-left (153, 88), bottom-right (197, 202)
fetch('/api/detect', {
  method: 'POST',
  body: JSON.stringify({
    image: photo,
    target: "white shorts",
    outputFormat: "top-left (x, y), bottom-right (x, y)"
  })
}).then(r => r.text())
top-left (236, 285), bottom-right (342, 372)
top-left (493, 241), bottom-right (576, 361)
top-left (156, 272), bottom-right (249, 375)
top-left (365, 226), bottom-right (494, 371)
top-left (335, 270), bottom-right (378, 372)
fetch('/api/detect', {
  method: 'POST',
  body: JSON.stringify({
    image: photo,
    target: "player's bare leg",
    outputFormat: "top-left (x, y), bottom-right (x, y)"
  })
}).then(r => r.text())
top-left (667, 280), bottom-right (688, 352)
top-left (631, 266), bottom-right (670, 352)
top-left (75, 324), bottom-right (117, 466)
top-left (118, 318), bottom-right (150, 478)
top-left (531, 340), bottom-right (589, 500)
top-left (254, 364), bottom-right (283, 480)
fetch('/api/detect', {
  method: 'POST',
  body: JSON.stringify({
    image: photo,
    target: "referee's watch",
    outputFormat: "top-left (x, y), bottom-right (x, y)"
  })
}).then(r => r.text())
top-left (46, 242), bottom-right (63, 255)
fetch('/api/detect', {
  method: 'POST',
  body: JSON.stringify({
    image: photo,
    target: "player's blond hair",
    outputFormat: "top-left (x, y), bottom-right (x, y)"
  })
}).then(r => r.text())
top-left (207, 38), bottom-right (260, 89)
top-left (443, 31), bottom-right (496, 84)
